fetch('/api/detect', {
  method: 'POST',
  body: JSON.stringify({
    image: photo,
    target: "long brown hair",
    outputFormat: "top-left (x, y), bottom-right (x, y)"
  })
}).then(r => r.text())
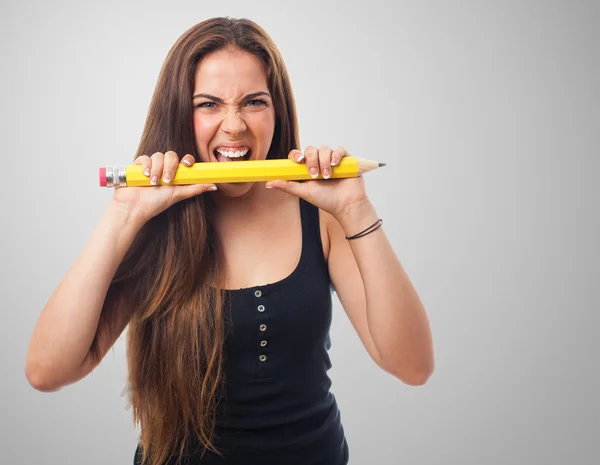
top-left (88, 17), bottom-right (300, 465)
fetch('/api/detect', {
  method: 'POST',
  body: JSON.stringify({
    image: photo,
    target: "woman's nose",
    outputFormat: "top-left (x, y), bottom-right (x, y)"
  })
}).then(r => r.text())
top-left (221, 110), bottom-right (247, 136)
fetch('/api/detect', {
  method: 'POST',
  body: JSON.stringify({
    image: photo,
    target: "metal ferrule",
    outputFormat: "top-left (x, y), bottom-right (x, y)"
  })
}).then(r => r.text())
top-left (105, 166), bottom-right (115, 187)
top-left (105, 166), bottom-right (127, 188)
top-left (117, 165), bottom-right (127, 187)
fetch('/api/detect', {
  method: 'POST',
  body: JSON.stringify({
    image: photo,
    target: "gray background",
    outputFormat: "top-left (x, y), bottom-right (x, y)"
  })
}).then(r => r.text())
top-left (1, 0), bottom-right (598, 463)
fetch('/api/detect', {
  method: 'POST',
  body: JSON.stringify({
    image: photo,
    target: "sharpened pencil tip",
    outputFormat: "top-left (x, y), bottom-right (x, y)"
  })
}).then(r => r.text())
top-left (378, 163), bottom-right (386, 167)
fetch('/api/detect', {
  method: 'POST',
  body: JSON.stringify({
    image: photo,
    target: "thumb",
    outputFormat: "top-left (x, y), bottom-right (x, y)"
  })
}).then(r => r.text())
top-left (173, 183), bottom-right (218, 202)
top-left (266, 179), bottom-right (311, 199)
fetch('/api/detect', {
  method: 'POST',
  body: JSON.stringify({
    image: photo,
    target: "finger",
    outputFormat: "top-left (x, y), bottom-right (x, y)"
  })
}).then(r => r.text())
top-left (304, 146), bottom-right (320, 179)
top-left (331, 146), bottom-right (347, 167)
top-left (172, 183), bottom-right (218, 202)
top-left (265, 179), bottom-right (309, 199)
top-left (181, 153), bottom-right (196, 167)
top-left (134, 155), bottom-right (151, 177)
top-left (149, 152), bottom-right (164, 185)
top-left (318, 146), bottom-right (332, 179)
top-left (288, 149), bottom-right (305, 163)
top-left (163, 150), bottom-right (179, 183)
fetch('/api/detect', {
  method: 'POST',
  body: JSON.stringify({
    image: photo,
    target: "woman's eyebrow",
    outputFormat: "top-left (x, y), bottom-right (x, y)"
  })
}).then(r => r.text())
top-left (192, 91), bottom-right (271, 102)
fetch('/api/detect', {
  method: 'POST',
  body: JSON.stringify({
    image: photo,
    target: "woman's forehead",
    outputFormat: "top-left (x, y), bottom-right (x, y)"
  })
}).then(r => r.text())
top-left (193, 49), bottom-right (268, 97)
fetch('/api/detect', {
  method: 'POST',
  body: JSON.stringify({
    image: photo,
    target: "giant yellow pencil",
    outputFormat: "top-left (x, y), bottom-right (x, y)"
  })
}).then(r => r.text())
top-left (99, 156), bottom-right (385, 187)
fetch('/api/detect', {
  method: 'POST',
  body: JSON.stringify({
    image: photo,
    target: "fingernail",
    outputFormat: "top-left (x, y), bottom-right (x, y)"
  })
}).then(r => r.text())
top-left (183, 160), bottom-right (191, 166)
top-left (151, 175), bottom-right (158, 185)
top-left (210, 186), bottom-right (218, 191)
top-left (331, 159), bottom-right (337, 166)
top-left (322, 168), bottom-right (330, 179)
top-left (309, 167), bottom-right (319, 178)
top-left (266, 184), bottom-right (273, 189)
top-left (297, 154), bottom-right (304, 162)
top-left (143, 168), bottom-right (150, 176)
top-left (163, 173), bottom-right (172, 183)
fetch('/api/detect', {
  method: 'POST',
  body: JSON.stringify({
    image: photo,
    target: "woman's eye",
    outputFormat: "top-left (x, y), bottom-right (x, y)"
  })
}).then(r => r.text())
top-left (195, 100), bottom-right (266, 110)
top-left (246, 99), bottom-right (266, 107)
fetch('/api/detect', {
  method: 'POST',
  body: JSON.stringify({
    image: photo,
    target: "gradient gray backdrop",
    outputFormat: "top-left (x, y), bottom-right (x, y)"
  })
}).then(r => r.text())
top-left (2, 0), bottom-right (598, 464)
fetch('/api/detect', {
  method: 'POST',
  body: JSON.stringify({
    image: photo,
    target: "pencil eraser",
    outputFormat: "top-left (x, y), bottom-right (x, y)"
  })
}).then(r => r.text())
top-left (99, 167), bottom-right (107, 186)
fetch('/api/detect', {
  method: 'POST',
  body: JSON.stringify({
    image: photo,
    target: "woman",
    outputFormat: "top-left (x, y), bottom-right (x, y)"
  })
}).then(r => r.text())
top-left (25, 17), bottom-right (434, 465)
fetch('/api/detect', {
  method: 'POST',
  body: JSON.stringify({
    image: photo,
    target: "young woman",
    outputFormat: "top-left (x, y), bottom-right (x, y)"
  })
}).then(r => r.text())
top-left (25, 17), bottom-right (434, 465)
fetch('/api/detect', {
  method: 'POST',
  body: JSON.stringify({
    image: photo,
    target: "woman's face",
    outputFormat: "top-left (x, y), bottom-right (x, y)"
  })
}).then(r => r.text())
top-left (192, 48), bottom-right (276, 197)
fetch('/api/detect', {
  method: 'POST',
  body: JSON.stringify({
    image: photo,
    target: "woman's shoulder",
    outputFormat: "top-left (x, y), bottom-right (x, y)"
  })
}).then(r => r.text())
top-left (278, 194), bottom-right (332, 262)
top-left (316, 205), bottom-right (332, 263)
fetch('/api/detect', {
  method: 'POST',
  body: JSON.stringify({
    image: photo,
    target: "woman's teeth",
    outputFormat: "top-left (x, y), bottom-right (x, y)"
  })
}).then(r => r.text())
top-left (215, 148), bottom-right (250, 158)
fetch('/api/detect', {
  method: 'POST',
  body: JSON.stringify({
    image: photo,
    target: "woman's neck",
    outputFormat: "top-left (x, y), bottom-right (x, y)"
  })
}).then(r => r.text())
top-left (211, 182), bottom-right (292, 230)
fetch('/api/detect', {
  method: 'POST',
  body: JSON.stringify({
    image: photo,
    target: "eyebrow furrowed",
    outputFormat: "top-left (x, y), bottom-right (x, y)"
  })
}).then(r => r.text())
top-left (192, 91), bottom-right (271, 102)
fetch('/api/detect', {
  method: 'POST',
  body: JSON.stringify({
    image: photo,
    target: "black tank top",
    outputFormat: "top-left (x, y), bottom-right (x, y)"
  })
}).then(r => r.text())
top-left (135, 198), bottom-right (349, 465)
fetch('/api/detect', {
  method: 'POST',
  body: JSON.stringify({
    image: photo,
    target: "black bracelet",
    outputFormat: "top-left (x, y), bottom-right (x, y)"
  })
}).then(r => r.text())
top-left (346, 219), bottom-right (383, 240)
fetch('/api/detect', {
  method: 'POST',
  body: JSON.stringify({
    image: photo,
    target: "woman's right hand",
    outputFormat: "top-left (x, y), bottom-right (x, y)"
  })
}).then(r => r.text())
top-left (111, 151), bottom-right (217, 224)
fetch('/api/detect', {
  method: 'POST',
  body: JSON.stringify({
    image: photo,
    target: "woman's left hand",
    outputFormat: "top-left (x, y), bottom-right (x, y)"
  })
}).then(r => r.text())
top-left (265, 146), bottom-right (370, 218)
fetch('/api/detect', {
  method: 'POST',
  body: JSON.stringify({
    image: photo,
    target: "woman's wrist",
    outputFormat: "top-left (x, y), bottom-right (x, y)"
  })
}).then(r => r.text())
top-left (108, 198), bottom-right (147, 231)
top-left (335, 199), bottom-right (379, 237)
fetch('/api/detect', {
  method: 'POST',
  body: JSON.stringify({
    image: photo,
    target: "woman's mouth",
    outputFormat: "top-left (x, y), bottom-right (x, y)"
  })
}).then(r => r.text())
top-left (213, 147), bottom-right (251, 162)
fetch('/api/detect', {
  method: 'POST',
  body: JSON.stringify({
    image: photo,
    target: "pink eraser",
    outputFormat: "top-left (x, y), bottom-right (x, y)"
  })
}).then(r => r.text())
top-left (99, 167), bottom-right (107, 186)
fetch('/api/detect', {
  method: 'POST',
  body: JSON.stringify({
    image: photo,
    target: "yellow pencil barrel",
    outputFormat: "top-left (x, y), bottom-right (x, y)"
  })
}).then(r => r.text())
top-left (100, 156), bottom-right (363, 187)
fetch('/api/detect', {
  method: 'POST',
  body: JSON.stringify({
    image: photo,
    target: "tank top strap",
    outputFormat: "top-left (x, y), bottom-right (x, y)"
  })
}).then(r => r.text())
top-left (299, 198), bottom-right (327, 269)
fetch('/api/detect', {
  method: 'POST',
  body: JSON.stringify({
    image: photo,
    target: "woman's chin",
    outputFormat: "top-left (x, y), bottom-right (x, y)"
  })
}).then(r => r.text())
top-left (214, 182), bottom-right (255, 197)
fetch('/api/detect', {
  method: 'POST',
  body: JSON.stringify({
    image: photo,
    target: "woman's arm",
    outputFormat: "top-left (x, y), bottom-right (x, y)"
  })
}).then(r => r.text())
top-left (25, 201), bottom-right (143, 392)
top-left (326, 200), bottom-right (434, 386)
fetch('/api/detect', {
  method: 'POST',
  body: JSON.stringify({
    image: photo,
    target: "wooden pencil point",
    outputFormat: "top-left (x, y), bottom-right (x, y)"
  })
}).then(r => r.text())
top-left (378, 163), bottom-right (386, 167)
